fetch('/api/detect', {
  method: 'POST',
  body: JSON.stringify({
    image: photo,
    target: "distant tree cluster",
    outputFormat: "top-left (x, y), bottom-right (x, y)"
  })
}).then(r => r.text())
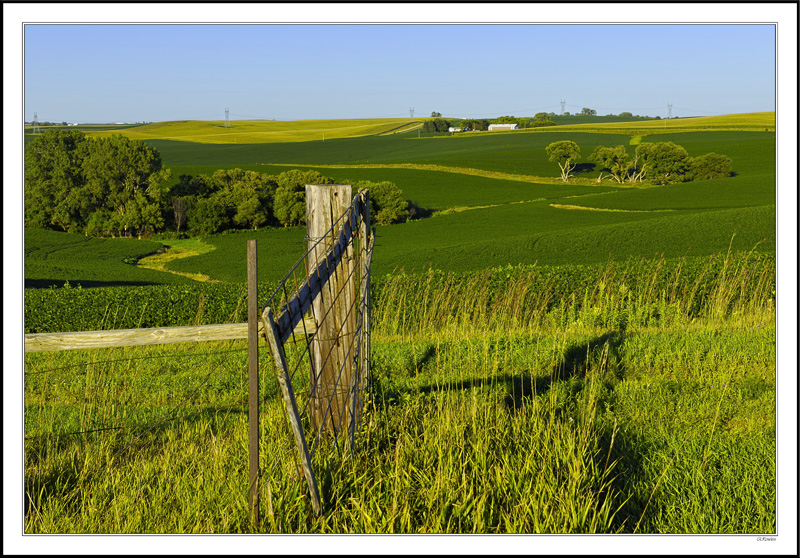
top-left (25, 129), bottom-right (413, 238)
top-left (422, 118), bottom-right (452, 133)
top-left (545, 139), bottom-right (733, 184)
top-left (459, 119), bottom-right (491, 131)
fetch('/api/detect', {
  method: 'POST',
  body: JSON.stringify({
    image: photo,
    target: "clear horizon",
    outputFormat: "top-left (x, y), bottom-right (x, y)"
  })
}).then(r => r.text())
top-left (23, 23), bottom-right (776, 124)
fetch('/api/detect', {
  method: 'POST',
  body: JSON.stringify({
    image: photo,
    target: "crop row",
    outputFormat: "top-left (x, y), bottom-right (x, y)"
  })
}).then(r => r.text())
top-left (24, 250), bottom-right (774, 335)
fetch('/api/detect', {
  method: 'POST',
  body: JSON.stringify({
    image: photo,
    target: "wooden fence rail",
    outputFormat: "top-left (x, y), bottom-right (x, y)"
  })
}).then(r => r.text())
top-left (24, 318), bottom-right (316, 353)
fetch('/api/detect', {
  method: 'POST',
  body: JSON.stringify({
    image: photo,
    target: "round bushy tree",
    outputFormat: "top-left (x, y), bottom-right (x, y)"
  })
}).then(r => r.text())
top-left (635, 141), bottom-right (691, 184)
top-left (689, 153), bottom-right (733, 181)
top-left (351, 180), bottom-right (410, 225)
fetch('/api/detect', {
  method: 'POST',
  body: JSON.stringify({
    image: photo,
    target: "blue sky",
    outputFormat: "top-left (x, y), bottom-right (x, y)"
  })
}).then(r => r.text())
top-left (23, 23), bottom-right (776, 123)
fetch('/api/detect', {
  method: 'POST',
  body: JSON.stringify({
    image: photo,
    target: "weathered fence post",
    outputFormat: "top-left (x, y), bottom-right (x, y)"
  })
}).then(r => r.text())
top-left (247, 239), bottom-right (259, 526)
top-left (306, 184), bottom-right (356, 436)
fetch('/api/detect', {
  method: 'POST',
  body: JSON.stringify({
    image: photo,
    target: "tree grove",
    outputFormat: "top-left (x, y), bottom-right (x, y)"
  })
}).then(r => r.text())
top-left (25, 130), bottom-right (414, 237)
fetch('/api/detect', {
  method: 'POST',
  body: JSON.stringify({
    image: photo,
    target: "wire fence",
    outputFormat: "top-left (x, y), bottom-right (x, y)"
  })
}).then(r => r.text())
top-left (23, 185), bottom-right (373, 526)
top-left (259, 186), bottom-right (373, 515)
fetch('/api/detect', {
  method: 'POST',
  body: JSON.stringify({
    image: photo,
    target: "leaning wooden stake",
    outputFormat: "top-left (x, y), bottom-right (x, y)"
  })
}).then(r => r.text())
top-left (263, 306), bottom-right (322, 516)
top-left (247, 239), bottom-right (259, 526)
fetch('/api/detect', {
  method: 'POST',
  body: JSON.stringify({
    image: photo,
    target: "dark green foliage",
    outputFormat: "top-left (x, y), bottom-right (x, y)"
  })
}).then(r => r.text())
top-left (349, 181), bottom-right (410, 225)
top-left (689, 152), bottom-right (733, 181)
top-left (635, 141), bottom-right (691, 184)
top-left (273, 169), bottom-right (335, 226)
top-left (458, 119), bottom-right (491, 132)
top-left (24, 128), bottom-right (91, 232)
top-left (421, 118), bottom-right (451, 133)
top-left (587, 140), bottom-right (736, 186)
top-left (25, 130), bottom-right (171, 237)
top-left (188, 196), bottom-right (229, 235)
top-left (209, 168), bottom-right (277, 230)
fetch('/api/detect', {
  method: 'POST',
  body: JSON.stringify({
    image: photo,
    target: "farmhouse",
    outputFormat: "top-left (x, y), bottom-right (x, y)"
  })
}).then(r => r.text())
top-left (448, 127), bottom-right (462, 132)
top-left (488, 123), bottom-right (519, 131)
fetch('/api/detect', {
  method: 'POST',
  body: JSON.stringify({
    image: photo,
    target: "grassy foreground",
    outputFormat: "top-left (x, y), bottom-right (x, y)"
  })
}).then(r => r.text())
top-left (23, 252), bottom-right (775, 533)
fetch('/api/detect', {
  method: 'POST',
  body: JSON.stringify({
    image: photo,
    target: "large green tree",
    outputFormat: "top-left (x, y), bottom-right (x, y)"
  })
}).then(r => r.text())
top-left (25, 130), bottom-right (170, 237)
top-left (24, 129), bottom-right (90, 232)
top-left (81, 134), bottom-right (171, 237)
top-left (635, 141), bottom-right (691, 184)
top-left (208, 168), bottom-right (277, 230)
top-left (545, 141), bottom-right (581, 182)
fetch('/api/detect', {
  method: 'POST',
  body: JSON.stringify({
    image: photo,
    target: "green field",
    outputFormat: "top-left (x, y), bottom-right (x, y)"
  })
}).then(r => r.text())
top-left (548, 112), bottom-right (775, 135)
top-left (24, 228), bottom-right (195, 289)
top-left (23, 113), bottom-right (777, 534)
top-left (84, 118), bottom-right (419, 144)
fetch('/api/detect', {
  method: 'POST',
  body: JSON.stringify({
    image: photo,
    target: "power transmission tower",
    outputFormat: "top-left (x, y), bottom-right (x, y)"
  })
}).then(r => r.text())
top-left (33, 112), bottom-right (40, 134)
top-left (560, 100), bottom-right (566, 115)
top-left (665, 102), bottom-right (672, 129)
top-left (409, 107), bottom-right (415, 121)
top-left (225, 108), bottom-right (231, 128)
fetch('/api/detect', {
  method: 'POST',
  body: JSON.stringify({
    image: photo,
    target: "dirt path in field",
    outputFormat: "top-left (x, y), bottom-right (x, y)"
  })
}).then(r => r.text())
top-left (136, 238), bottom-right (219, 282)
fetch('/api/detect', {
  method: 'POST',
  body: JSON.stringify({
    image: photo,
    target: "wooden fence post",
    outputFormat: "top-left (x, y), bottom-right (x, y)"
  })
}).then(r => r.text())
top-left (247, 239), bottom-right (259, 526)
top-left (306, 184), bottom-right (356, 436)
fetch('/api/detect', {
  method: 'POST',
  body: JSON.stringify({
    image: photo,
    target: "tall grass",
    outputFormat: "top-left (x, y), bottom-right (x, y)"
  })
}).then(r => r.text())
top-left (23, 250), bottom-right (775, 533)
top-left (373, 249), bottom-right (774, 339)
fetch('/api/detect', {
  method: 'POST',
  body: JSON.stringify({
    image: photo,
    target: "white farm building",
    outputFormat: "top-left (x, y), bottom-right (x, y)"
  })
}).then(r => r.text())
top-left (488, 123), bottom-right (519, 131)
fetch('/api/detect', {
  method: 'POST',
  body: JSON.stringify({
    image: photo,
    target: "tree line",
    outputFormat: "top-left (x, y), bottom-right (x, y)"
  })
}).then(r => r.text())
top-left (25, 129), bottom-right (411, 238)
top-left (422, 113), bottom-right (556, 133)
top-left (545, 140), bottom-right (733, 184)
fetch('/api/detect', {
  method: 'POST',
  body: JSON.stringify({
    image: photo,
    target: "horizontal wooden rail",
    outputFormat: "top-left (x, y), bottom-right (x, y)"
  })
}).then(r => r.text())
top-left (24, 318), bottom-right (317, 353)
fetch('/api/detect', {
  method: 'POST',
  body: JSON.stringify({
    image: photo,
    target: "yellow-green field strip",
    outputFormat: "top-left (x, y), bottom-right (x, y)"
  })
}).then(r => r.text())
top-left (266, 162), bottom-right (635, 188)
top-left (549, 203), bottom-right (677, 213)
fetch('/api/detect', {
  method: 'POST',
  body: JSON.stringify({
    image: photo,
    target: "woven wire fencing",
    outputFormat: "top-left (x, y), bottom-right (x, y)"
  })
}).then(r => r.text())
top-left (259, 186), bottom-right (373, 515)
